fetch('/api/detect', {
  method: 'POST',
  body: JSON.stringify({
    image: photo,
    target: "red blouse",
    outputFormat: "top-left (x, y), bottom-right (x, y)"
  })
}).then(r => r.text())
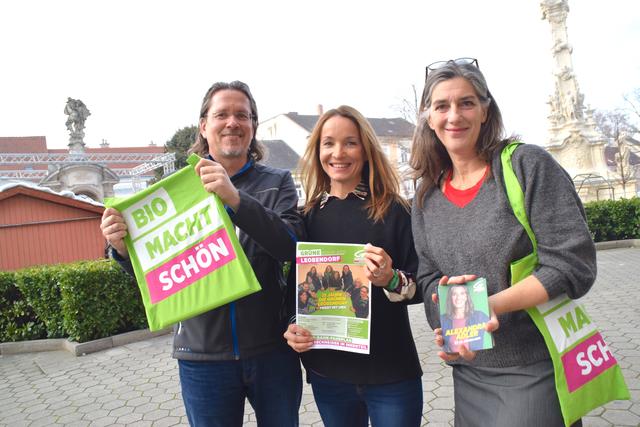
top-left (443, 166), bottom-right (490, 208)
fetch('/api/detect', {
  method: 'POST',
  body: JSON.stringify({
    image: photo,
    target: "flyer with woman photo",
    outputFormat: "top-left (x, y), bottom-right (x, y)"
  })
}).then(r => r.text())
top-left (296, 242), bottom-right (371, 354)
top-left (438, 277), bottom-right (494, 353)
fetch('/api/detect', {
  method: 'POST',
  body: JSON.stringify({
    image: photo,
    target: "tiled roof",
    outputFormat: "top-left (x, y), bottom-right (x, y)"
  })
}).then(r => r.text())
top-left (604, 136), bottom-right (640, 167)
top-left (0, 136), bottom-right (48, 153)
top-left (368, 118), bottom-right (415, 138)
top-left (259, 140), bottom-right (300, 171)
top-left (284, 113), bottom-right (415, 138)
top-left (0, 136), bottom-right (164, 155)
top-left (284, 113), bottom-right (319, 132)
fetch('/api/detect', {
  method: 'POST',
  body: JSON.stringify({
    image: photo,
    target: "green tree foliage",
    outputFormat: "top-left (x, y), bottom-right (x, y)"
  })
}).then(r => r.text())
top-left (165, 125), bottom-right (198, 170)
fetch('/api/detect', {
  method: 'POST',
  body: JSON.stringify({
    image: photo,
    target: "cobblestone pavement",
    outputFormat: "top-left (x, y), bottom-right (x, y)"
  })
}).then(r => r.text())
top-left (1, 248), bottom-right (639, 426)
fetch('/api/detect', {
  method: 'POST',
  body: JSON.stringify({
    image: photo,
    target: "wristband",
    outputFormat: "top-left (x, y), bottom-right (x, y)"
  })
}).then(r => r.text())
top-left (386, 270), bottom-right (399, 291)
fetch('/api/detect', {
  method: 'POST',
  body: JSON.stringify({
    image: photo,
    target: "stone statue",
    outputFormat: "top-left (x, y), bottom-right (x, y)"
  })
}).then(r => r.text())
top-left (64, 98), bottom-right (91, 136)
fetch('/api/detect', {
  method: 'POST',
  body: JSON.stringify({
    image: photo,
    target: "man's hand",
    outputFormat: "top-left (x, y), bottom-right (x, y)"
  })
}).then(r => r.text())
top-left (100, 207), bottom-right (129, 258)
top-left (195, 158), bottom-right (241, 211)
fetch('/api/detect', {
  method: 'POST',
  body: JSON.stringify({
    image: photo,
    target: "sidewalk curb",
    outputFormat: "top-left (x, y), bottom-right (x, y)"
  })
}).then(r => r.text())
top-left (595, 239), bottom-right (640, 250)
top-left (0, 327), bottom-right (172, 357)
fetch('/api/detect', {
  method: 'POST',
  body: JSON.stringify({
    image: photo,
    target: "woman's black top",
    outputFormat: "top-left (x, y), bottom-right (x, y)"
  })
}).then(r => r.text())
top-left (300, 193), bottom-right (422, 384)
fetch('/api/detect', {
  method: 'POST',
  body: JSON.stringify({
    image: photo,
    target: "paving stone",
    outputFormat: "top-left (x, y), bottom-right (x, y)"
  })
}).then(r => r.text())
top-left (429, 396), bottom-right (455, 410)
top-left (142, 408), bottom-right (169, 421)
top-left (149, 393), bottom-right (175, 404)
top-left (127, 396), bottom-right (152, 408)
top-left (53, 404), bottom-right (78, 416)
top-left (30, 410), bottom-right (57, 423)
top-left (159, 398), bottom-right (183, 411)
top-left (299, 410), bottom-right (322, 425)
top-left (581, 416), bottom-right (611, 426)
top-left (57, 411), bottom-right (87, 424)
top-left (109, 405), bottom-right (135, 417)
top-left (601, 409), bottom-right (640, 426)
top-left (100, 398), bottom-right (126, 411)
top-left (0, 248), bottom-right (638, 425)
top-left (31, 416), bottom-right (60, 427)
top-left (125, 420), bottom-right (153, 427)
top-left (81, 408), bottom-right (110, 421)
top-left (77, 402), bottom-right (102, 414)
top-left (169, 405), bottom-right (187, 417)
top-left (423, 409), bottom-right (454, 423)
top-left (70, 397), bottom-right (97, 407)
top-left (133, 401), bottom-right (160, 415)
top-left (605, 399), bottom-right (633, 410)
top-left (89, 415), bottom-right (119, 426)
top-left (115, 411), bottom-right (143, 424)
top-left (119, 390), bottom-right (143, 400)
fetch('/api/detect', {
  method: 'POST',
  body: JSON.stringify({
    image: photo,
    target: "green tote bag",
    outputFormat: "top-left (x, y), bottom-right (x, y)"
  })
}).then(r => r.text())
top-left (105, 154), bottom-right (261, 331)
top-left (502, 142), bottom-right (629, 426)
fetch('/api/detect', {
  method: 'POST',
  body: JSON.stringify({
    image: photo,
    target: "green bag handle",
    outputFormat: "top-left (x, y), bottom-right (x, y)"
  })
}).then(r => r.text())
top-left (500, 142), bottom-right (537, 254)
top-left (186, 153), bottom-right (202, 167)
top-left (502, 142), bottom-right (539, 284)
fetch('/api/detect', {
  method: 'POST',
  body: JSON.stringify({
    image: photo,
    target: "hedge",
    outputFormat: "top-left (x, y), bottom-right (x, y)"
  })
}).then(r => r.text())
top-left (584, 197), bottom-right (640, 243)
top-left (1, 259), bottom-right (147, 343)
top-left (59, 259), bottom-right (147, 342)
top-left (15, 265), bottom-right (66, 338)
top-left (0, 271), bottom-right (46, 342)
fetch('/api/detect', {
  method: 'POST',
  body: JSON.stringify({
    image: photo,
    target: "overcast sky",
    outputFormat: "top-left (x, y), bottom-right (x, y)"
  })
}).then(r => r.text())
top-left (1, 0), bottom-right (638, 150)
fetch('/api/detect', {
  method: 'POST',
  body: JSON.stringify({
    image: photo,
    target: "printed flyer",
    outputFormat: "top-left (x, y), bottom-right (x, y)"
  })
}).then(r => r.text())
top-left (105, 154), bottom-right (261, 331)
top-left (438, 277), bottom-right (493, 352)
top-left (296, 242), bottom-right (371, 354)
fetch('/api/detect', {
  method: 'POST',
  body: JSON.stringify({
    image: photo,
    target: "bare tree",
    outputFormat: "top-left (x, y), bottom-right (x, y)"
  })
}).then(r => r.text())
top-left (594, 109), bottom-right (639, 197)
top-left (392, 84), bottom-right (420, 124)
top-left (623, 89), bottom-right (640, 124)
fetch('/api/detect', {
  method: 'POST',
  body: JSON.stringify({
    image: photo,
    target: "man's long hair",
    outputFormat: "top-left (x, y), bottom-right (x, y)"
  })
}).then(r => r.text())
top-left (189, 80), bottom-right (264, 161)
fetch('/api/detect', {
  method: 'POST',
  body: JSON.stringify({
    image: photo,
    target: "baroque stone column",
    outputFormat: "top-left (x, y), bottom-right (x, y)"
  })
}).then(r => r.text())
top-left (541, 0), bottom-right (611, 200)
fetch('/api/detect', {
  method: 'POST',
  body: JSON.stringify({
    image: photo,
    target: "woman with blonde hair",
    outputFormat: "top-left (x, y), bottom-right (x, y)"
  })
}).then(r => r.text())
top-left (284, 105), bottom-right (423, 426)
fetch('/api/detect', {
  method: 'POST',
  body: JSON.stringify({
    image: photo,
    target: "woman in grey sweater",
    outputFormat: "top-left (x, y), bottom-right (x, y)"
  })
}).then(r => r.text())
top-left (410, 58), bottom-right (596, 427)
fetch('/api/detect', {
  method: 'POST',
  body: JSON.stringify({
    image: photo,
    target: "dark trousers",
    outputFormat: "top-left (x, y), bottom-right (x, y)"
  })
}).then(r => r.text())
top-left (308, 370), bottom-right (423, 427)
top-left (178, 347), bottom-right (302, 427)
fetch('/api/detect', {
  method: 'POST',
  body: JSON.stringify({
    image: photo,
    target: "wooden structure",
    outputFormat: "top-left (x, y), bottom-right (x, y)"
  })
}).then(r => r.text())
top-left (0, 184), bottom-right (105, 271)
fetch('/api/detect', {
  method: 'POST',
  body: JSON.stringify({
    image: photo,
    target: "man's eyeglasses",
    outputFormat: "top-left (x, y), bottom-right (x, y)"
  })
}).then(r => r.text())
top-left (425, 57), bottom-right (479, 80)
top-left (209, 111), bottom-right (253, 122)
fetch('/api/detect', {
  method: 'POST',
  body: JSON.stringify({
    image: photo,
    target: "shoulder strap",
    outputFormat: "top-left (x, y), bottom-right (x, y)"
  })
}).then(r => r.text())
top-left (500, 142), bottom-right (537, 252)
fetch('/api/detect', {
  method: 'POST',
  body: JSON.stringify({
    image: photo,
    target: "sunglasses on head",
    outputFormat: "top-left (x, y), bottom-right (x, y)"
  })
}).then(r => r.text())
top-left (425, 57), bottom-right (479, 80)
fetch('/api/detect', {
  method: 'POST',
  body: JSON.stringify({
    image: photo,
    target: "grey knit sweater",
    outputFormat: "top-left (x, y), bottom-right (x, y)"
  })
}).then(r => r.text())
top-left (411, 143), bottom-right (597, 368)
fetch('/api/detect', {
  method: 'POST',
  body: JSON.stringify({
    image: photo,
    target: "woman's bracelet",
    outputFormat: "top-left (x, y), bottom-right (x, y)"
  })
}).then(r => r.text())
top-left (386, 269), bottom-right (399, 291)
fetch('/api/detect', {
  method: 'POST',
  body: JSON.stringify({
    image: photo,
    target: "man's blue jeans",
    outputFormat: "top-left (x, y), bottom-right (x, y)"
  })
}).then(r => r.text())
top-left (178, 346), bottom-right (302, 427)
top-left (308, 370), bottom-right (423, 427)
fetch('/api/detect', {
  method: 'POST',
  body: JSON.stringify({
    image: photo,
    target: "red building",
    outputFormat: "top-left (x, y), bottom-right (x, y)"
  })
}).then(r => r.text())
top-left (0, 183), bottom-right (106, 271)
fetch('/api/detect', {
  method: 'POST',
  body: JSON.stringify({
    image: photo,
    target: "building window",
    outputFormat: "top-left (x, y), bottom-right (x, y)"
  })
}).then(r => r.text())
top-left (400, 146), bottom-right (410, 163)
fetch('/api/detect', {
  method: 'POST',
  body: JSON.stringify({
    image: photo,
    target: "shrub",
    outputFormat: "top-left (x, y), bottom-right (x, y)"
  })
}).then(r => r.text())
top-left (584, 197), bottom-right (640, 242)
top-left (2, 259), bottom-right (147, 343)
top-left (0, 271), bottom-right (46, 341)
top-left (59, 259), bottom-right (147, 343)
top-left (14, 265), bottom-right (66, 338)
